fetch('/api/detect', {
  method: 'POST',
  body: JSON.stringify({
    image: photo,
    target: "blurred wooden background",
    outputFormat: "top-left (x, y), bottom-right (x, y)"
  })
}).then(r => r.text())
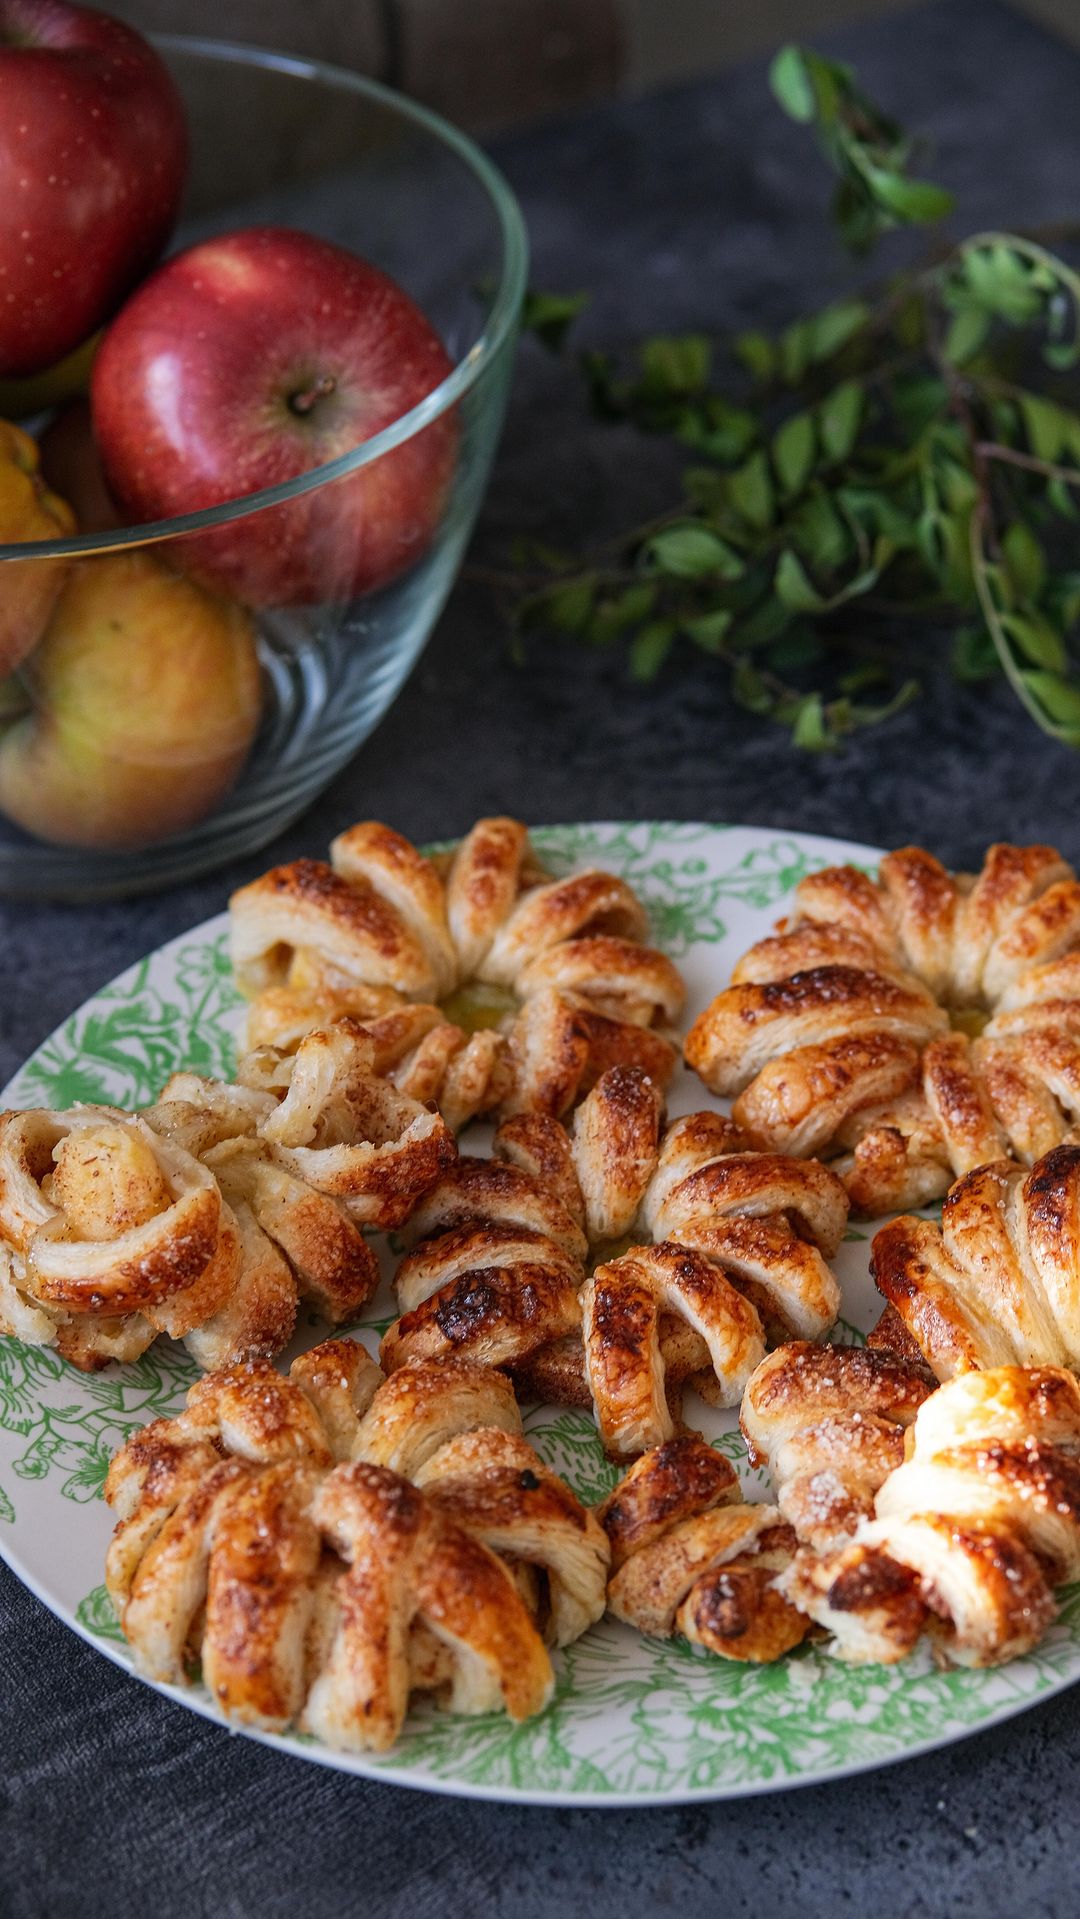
top-left (108, 0), bottom-right (1078, 133)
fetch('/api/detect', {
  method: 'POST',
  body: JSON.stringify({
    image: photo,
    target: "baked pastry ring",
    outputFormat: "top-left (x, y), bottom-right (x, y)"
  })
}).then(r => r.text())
top-left (105, 1344), bottom-right (609, 1752)
top-left (685, 841), bottom-right (1080, 1215)
top-left (0, 1105), bottom-right (239, 1370)
top-left (0, 1021), bottom-right (455, 1375)
top-left (379, 1066), bottom-right (847, 1458)
top-left (229, 817), bottom-right (686, 1126)
top-left (780, 1365), bottom-right (1080, 1668)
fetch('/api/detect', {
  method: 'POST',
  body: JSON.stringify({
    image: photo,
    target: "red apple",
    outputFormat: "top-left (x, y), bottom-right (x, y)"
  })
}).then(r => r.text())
top-left (0, 1), bottom-right (188, 378)
top-left (90, 226), bottom-right (459, 607)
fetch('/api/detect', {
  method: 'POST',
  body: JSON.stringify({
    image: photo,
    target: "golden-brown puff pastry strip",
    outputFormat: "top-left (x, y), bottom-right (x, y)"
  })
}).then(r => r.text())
top-left (870, 1144), bottom-right (1080, 1380)
top-left (415, 1427), bottom-right (609, 1645)
top-left (639, 1110), bottom-right (846, 1342)
top-left (583, 1243), bottom-right (765, 1458)
top-left (740, 1341), bottom-right (933, 1555)
top-left (105, 1342), bottom-right (607, 1752)
top-left (780, 1364), bottom-right (1080, 1668)
top-left (229, 816), bottom-right (685, 1124)
top-left (687, 841), bottom-right (1080, 1215)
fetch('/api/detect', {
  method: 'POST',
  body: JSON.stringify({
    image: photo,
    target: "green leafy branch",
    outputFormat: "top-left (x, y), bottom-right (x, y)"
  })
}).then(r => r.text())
top-left (498, 44), bottom-right (1080, 751)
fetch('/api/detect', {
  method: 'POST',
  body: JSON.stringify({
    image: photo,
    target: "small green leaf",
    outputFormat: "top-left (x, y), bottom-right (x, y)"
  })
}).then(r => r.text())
top-left (734, 330), bottom-right (775, 380)
top-left (1002, 611), bottom-right (1068, 672)
top-left (861, 164), bottom-right (954, 223)
top-left (588, 582), bottom-right (658, 645)
top-left (539, 578), bottom-right (595, 634)
top-left (732, 659), bottom-right (773, 712)
top-left (952, 623), bottom-right (1001, 683)
top-left (1002, 522), bottom-right (1046, 602)
top-left (728, 451), bottom-right (774, 529)
top-left (683, 608), bottom-right (733, 652)
top-left (818, 380), bottom-right (863, 460)
top-left (838, 662), bottom-right (888, 696)
top-left (779, 317), bottom-right (816, 385)
top-left (520, 288), bottom-right (590, 351)
top-left (773, 411), bottom-right (817, 494)
top-left (1048, 478), bottom-right (1079, 519)
top-left (810, 300), bottom-right (870, 361)
top-left (938, 459), bottom-right (979, 513)
top-left (791, 693), bottom-right (831, 750)
top-left (789, 490), bottom-right (851, 571)
top-left (1045, 339), bottom-right (1080, 372)
top-left (1019, 393), bottom-right (1066, 463)
top-left (1020, 670), bottom-right (1080, 727)
top-left (640, 333), bottom-right (711, 397)
top-left (956, 244), bottom-right (1042, 324)
top-left (769, 45), bottom-right (816, 121)
top-left (736, 593), bottom-right (793, 648)
top-left (677, 396), bottom-right (758, 461)
top-left (646, 524), bottom-right (744, 580)
top-left (629, 620), bottom-right (676, 681)
top-left (775, 548), bottom-right (825, 611)
top-left (943, 303), bottom-right (990, 365)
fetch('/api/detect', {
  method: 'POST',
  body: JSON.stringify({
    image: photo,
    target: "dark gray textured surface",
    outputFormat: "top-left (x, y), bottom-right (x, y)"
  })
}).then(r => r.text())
top-left (3, 3), bottom-right (1080, 1912)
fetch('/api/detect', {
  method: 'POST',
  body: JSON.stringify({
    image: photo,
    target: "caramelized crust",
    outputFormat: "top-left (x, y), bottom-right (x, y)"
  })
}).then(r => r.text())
top-left (741, 1340), bottom-right (932, 1555)
top-left (689, 840), bottom-right (1080, 1214)
top-left (416, 1427), bottom-right (609, 1644)
top-left (0, 1020), bottom-right (459, 1376)
top-left (675, 1527), bottom-right (811, 1663)
top-left (382, 1066), bottom-right (846, 1459)
top-left (599, 1440), bottom-right (812, 1663)
top-left (571, 1066), bottom-right (664, 1242)
top-left (640, 1117), bottom-right (846, 1345)
top-left (382, 1261), bottom-right (583, 1373)
top-left (780, 1362), bottom-right (1080, 1668)
top-left (596, 1436), bottom-right (740, 1571)
top-left (104, 1340), bottom-right (607, 1753)
top-left (583, 1243), bottom-right (765, 1458)
top-left (870, 1145), bottom-right (1080, 1379)
top-left (229, 816), bottom-right (684, 1124)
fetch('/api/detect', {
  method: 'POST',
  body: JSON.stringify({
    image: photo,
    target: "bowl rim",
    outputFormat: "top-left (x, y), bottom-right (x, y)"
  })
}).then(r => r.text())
top-left (0, 32), bottom-right (529, 563)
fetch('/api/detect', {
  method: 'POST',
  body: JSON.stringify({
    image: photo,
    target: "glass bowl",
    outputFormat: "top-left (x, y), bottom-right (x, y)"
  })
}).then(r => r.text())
top-left (0, 35), bottom-right (527, 899)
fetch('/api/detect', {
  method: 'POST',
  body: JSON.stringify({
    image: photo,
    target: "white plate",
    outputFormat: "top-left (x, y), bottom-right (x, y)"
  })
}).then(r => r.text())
top-left (2, 821), bottom-right (1077, 1806)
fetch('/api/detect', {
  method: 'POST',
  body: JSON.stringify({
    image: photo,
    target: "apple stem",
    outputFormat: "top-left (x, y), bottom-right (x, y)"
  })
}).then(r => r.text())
top-left (288, 374), bottom-right (337, 417)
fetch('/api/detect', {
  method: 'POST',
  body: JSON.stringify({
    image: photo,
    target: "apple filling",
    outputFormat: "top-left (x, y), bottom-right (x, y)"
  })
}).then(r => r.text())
top-left (948, 1006), bottom-right (990, 1039)
top-left (437, 981), bottom-right (520, 1035)
top-left (45, 1124), bottom-right (170, 1242)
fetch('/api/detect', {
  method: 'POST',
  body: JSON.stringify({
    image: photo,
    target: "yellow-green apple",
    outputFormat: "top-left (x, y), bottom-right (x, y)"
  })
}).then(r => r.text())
top-left (39, 399), bottom-right (120, 532)
top-left (0, 0), bottom-right (188, 378)
top-left (90, 226), bottom-right (458, 607)
top-left (0, 417), bottom-right (75, 674)
top-left (0, 328), bottom-right (101, 419)
top-left (0, 551), bottom-right (262, 847)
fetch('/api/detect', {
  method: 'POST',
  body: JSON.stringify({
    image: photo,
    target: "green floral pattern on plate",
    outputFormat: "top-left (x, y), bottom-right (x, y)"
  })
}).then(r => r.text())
top-left (1, 822), bottom-right (1077, 1804)
top-left (10, 932), bottom-right (241, 1112)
